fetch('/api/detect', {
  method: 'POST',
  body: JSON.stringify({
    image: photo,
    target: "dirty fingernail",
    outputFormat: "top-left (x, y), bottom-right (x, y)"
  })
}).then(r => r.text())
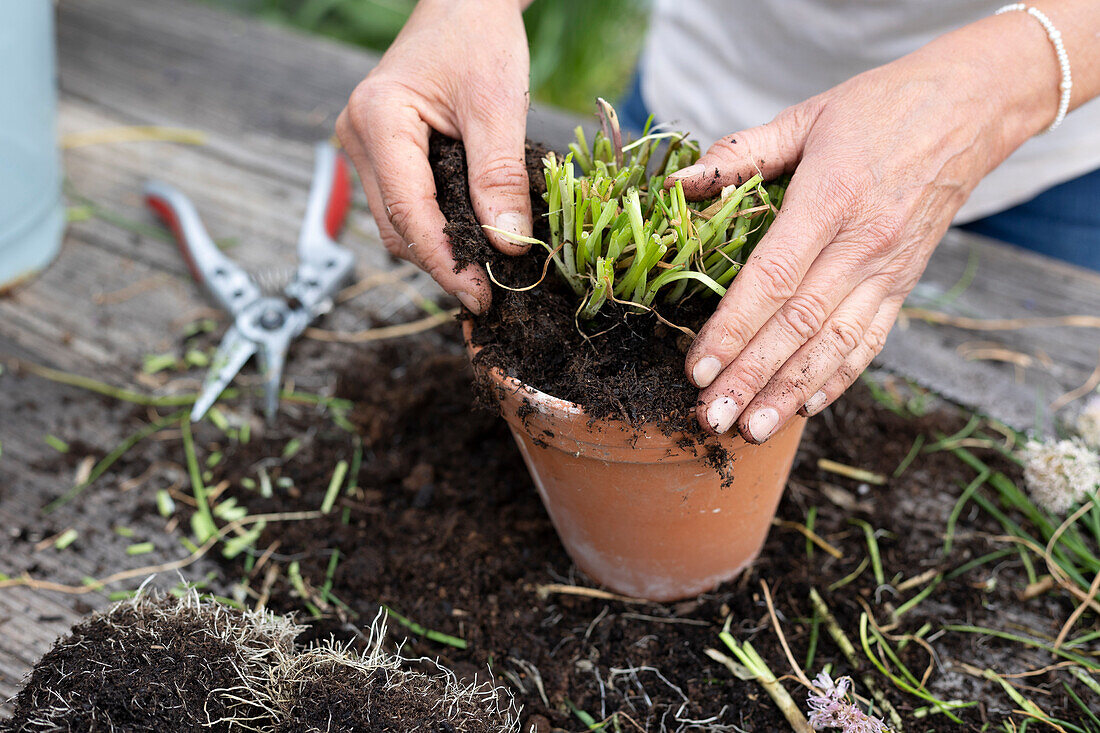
top-left (804, 390), bottom-right (828, 415)
top-left (668, 163), bottom-right (705, 180)
top-left (706, 397), bottom-right (740, 434)
top-left (495, 212), bottom-right (530, 238)
top-left (692, 356), bottom-right (722, 388)
top-left (456, 291), bottom-right (483, 314)
top-left (748, 407), bottom-right (780, 442)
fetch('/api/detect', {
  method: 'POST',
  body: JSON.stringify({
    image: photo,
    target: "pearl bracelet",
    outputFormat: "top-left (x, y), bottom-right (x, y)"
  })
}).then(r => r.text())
top-left (995, 3), bottom-right (1072, 133)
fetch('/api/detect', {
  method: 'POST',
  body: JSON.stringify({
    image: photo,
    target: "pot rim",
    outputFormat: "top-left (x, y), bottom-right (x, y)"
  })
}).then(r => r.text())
top-left (461, 318), bottom-right (749, 459)
top-left (463, 319), bottom-right (587, 421)
top-left (459, 319), bottom-right (814, 460)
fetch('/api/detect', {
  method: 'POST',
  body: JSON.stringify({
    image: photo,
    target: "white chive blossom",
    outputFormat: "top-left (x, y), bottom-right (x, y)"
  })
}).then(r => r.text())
top-left (1075, 395), bottom-right (1100, 449)
top-left (1020, 437), bottom-right (1100, 514)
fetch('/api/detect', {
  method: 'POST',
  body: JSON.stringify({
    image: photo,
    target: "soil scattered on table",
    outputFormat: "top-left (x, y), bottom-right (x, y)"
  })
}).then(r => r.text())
top-left (185, 324), bottom-right (1089, 731)
top-left (6, 324), bottom-right (1093, 730)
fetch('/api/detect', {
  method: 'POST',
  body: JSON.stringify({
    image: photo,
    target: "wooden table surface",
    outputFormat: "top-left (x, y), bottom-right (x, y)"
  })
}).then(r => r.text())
top-left (1, 0), bottom-right (1098, 707)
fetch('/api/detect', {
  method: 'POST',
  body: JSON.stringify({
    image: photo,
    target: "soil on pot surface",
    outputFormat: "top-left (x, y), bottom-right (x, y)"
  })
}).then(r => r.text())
top-left (188, 325), bottom-right (1089, 731)
top-left (430, 133), bottom-right (714, 434)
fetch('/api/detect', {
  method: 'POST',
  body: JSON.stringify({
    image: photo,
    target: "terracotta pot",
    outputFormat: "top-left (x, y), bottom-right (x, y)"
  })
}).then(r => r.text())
top-left (464, 321), bottom-right (806, 602)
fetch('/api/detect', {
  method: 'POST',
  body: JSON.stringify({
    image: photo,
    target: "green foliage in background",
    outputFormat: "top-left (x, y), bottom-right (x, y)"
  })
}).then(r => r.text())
top-left (203, 0), bottom-right (650, 113)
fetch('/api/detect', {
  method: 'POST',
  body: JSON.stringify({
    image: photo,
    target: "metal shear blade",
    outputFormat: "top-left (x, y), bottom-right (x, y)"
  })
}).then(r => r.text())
top-left (145, 143), bottom-right (355, 422)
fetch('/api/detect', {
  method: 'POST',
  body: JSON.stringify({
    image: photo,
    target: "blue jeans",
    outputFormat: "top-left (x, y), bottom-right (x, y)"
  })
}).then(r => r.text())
top-left (619, 73), bottom-right (1100, 270)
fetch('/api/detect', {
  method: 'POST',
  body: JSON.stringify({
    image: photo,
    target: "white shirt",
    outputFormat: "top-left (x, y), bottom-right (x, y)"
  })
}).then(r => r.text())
top-left (641, 0), bottom-right (1100, 222)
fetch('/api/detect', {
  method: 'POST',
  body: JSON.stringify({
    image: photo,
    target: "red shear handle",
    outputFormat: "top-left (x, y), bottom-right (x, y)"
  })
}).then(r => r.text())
top-left (144, 180), bottom-right (261, 314)
top-left (145, 191), bottom-right (203, 284)
top-left (292, 144), bottom-right (356, 311)
top-left (324, 153), bottom-right (351, 239)
top-left (301, 143), bottom-right (351, 247)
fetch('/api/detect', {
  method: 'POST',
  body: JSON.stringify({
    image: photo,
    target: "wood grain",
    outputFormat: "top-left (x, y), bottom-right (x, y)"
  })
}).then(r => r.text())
top-left (0, 0), bottom-right (1097, 709)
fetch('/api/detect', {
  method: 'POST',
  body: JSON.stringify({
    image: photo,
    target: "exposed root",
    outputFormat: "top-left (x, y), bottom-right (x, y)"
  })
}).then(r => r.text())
top-left (8, 594), bottom-right (519, 733)
top-left (1050, 349), bottom-right (1100, 412)
top-left (605, 291), bottom-right (697, 339)
top-left (240, 611), bottom-right (520, 732)
top-left (7, 585), bottom-right (301, 732)
top-left (483, 239), bottom-right (564, 293)
top-left (535, 582), bottom-right (650, 605)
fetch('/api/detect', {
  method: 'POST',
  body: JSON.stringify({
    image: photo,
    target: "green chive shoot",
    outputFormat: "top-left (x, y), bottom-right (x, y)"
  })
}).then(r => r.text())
top-left (488, 100), bottom-right (787, 322)
top-left (44, 434), bottom-right (70, 453)
top-left (321, 460), bottom-right (349, 514)
top-left (54, 528), bottom-right (79, 550)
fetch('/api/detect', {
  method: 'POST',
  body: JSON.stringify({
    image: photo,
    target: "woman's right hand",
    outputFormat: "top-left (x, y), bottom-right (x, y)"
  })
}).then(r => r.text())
top-left (336, 0), bottom-right (533, 314)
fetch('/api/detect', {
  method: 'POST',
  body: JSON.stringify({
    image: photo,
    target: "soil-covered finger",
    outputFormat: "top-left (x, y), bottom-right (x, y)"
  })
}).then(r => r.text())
top-left (732, 276), bottom-right (894, 442)
top-left (802, 295), bottom-right (902, 416)
top-left (461, 112), bottom-right (534, 256)
top-left (685, 177), bottom-right (845, 393)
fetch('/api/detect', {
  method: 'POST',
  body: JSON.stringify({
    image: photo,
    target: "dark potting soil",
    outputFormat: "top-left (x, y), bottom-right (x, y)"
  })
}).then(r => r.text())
top-left (6, 324), bottom-right (1091, 729)
top-left (5, 585), bottom-right (512, 732)
top-left (276, 675), bottom-right (447, 733)
top-left (429, 133), bottom-right (713, 434)
top-left (274, 661), bottom-right (508, 733)
top-left (188, 326), bottom-right (1090, 731)
top-left (6, 597), bottom-right (253, 732)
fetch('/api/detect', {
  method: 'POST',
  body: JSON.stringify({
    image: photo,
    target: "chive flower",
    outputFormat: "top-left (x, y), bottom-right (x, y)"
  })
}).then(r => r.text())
top-left (1020, 437), bottom-right (1100, 514)
top-left (1075, 395), bottom-right (1100, 450)
top-left (487, 99), bottom-right (786, 321)
top-left (805, 672), bottom-right (888, 733)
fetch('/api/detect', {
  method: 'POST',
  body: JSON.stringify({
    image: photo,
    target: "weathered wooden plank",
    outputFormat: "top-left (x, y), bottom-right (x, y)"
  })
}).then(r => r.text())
top-left (59, 101), bottom-right (362, 281)
top-left (882, 230), bottom-right (1100, 430)
top-left (56, 0), bottom-right (584, 160)
top-left (2, 0), bottom-right (1099, 713)
top-left (0, 2), bottom-right (452, 706)
top-left (0, 373), bottom-right (226, 703)
top-left (0, 590), bottom-right (85, 700)
top-left (2, 100), bottom-right (437, 377)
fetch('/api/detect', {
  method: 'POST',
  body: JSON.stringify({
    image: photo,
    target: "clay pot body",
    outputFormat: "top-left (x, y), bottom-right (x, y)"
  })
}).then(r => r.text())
top-left (466, 323), bottom-right (806, 601)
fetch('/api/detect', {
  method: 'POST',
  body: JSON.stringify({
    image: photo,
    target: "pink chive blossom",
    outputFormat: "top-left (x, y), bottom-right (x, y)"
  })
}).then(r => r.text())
top-left (806, 672), bottom-right (888, 733)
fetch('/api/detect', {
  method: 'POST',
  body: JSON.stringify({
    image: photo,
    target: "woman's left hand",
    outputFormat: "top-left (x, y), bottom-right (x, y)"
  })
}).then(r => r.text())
top-left (667, 13), bottom-right (1059, 442)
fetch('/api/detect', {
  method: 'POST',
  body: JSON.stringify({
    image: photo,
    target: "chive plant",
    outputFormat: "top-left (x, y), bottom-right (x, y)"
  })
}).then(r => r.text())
top-left (490, 100), bottom-right (787, 321)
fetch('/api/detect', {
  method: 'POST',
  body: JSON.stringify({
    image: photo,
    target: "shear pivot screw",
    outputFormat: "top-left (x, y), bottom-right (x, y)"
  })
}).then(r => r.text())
top-left (259, 308), bottom-right (285, 330)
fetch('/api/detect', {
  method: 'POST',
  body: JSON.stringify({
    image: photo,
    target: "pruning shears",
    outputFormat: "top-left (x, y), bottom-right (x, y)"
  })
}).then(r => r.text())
top-left (145, 143), bottom-right (355, 423)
